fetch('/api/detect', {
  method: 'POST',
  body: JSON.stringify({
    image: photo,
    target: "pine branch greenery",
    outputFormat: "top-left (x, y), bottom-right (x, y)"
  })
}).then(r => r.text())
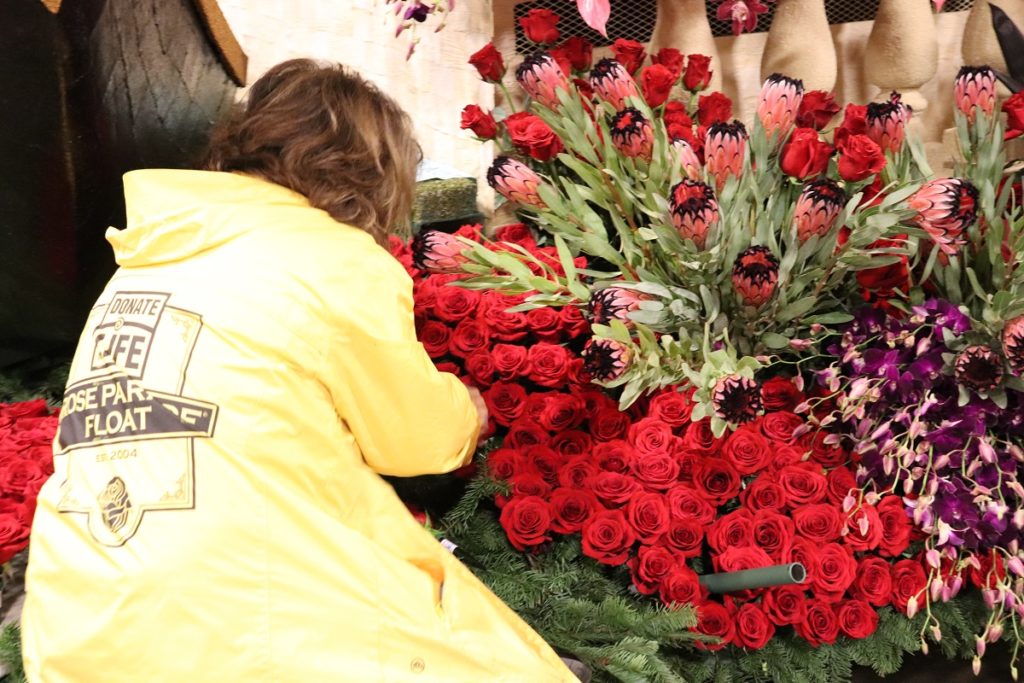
top-left (0, 623), bottom-right (25, 683)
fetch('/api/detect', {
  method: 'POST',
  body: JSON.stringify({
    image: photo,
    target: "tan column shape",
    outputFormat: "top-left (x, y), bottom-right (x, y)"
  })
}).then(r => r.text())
top-left (963, 0), bottom-right (1024, 71)
top-left (864, 0), bottom-right (938, 113)
top-left (650, 0), bottom-right (724, 92)
top-left (760, 0), bottom-right (837, 92)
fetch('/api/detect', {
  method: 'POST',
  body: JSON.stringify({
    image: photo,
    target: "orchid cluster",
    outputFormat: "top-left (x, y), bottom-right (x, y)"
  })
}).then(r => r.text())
top-left (384, 0), bottom-right (454, 58)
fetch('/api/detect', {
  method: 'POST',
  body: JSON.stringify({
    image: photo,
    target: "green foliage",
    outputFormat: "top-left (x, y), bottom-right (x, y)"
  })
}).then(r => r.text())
top-left (0, 624), bottom-right (25, 683)
top-left (0, 363), bottom-right (69, 405)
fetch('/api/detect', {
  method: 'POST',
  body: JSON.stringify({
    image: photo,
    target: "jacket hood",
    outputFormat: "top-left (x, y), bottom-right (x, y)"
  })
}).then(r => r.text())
top-left (108, 170), bottom-right (313, 267)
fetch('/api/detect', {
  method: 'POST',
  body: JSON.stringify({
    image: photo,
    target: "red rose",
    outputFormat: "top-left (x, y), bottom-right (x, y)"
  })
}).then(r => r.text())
top-left (697, 92), bottom-right (732, 126)
top-left (664, 518), bottom-right (705, 558)
top-left (837, 599), bottom-right (879, 639)
top-left (538, 394), bottom-right (585, 433)
top-left (591, 471), bottom-right (642, 507)
top-left (849, 557), bottom-right (894, 607)
top-left (651, 47), bottom-right (684, 79)
top-left (741, 477), bottom-right (787, 513)
top-left (628, 417), bottom-right (676, 457)
top-left (778, 463), bottom-right (827, 507)
top-left (464, 349), bottom-right (496, 386)
top-left (505, 418), bottom-right (549, 448)
top-left (708, 508), bottom-right (753, 554)
top-left (626, 491), bottom-right (670, 543)
top-left (970, 550), bottom-right (1006, 589)
top-left (798, 431), bottom-right (848, 468)
top-left (491, 343), bottom-right (530, 380)
top-left (763, 585), bottom-right (808, 626)
top-left (877, 496), bottom-right (912, 557)
top-left (468, 42), bottom-right (505, 82)
top-left (504, 112), bottom-right (564, 162)
top-left (792, 503), bottom-right (843, 544)
top-left (694, 601), bottom-right (735, 651)
top-left (834, 103), bottom-right (868, 147)
top-left (479, 292), bottom-right (529, 341)
top-left (0, 511), bottom-right (30, 565)
top-left (692, 458), bottom-right (740, 505)
top-left (518, 8), bottom-right (560, 44)
top-left (526, 306), bottom-right (563, 342)
top-left (665, 485), bottom-right (716, 525)
top-left (721, 424), bottom-right (771, 475)
top-left (630, 544), bottom-right (678, 594)
top-left (760, 376), bottom-right (804, 412)
top-left (844, 503), bottom-right (883, 553)
top-left (796, 600), bottom-right (839, 646)
top-left (526, 343), bottom-right (571, 387)
top-left (434, 361), bottom-right (461, 377)
top-left (735, 603), bottom-right (775, 650)
top-left (460, 104), bottom-right (498, 139)
top-left (663, 100), bottom-right (694, 141)
top-left (0, 459), bottom-right (46, 498)
top-left (648, 389), bottom-right (694, 428)
top-left (593, 440), bottom-right (637, 473)
top-left (811, 543), bottom-right (857, 602)
top-left (753, 509), bottom-right (796, 562)
top-left (524, 445), bottom-right (562, 483)
top-left (857, 237), bottom-right (910, 300)
top-left (418, 320), bottom-right (451, 358)
top-left (494, 222), bottom-right (535, 246)
top-left (434, 285), bottom-right (479, 324)
top-left (683, 54), bottom-right (712, 92)
top-left (549, 487), bottom-right (600, 533)
top-left (787, 537), bottom-right (821, 587)
top-left (508, 472), bottom-right (552, 500)
top-left (837, 134), bottom-right (886, 182)
top-left (555, 36), bottom-right (592, 72)
top-left (582, 509), bottom-right (636, 565)
top-left (640, 64), bottom-right (675, 107)
top-left (610, 38), bottom-right (647, 74)
top-left (549, 430), bottom-right (593, 458)
top-left (557, 454), bottom-right (598, 489)
top-left (780, 127), bottom-right (833, 179)
top-left (499, 496), bottom-right (552, 551)
top-left (659, 564), bottom-right (705, 606)
top-left (559, 304), bottom-right (589, 337)
top-left (1004, 91), bottom-right (1024, 138)
top-left (2, 400), bottom-right (49, 419)
top-left (486, 448), bottom-right (524, 481)
top-left (825, 466), bottom-right (858, 505)
top-left (758, 411), bottom-right (803, 443)
top-left (767, 444), bottom-right (804, 472)
top-left (681, 419), bottom-right (725, 456)
top-left (715, 545), bottom-right (772, 573)
top-left (632, 452), bottom-right (680, 491)
top-left (524, 393), bottom-right (550, 423)
top-left (484, 383), bottom-right (529, 427)
top-left (590, 407), bottom-right (630, 441)
top-left (795, 90), bottom-right (840, 131)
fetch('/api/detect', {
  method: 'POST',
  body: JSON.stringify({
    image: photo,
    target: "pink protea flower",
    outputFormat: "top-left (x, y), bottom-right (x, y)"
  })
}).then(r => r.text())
top-left (954, 66), bottom-right (997, 121)
top-left (705, 121), bottom-right (747, 188)
top-left (732, 245), bottom-right (779, 307)
top-left (757, 73), bottom-right (805, 136)
top-left (516, 52), bottom-right (570, 110)
top-left (671, 139), bottom-right (702, 181)
top-left (1003, 315), bottom-right (1024, 376)
top-left (588, 286), bottom-right (649, 325)
top-left (610, 107), bottom-right (654, 161)
top-left (582, 338), bottom-right (632, 382)
top-left (866, 92), bottom-right (911, 153)
top-left (712, 375), bottom-right (763, 424)
top-left (908, 178), bottom-right (979, 255)
top-left (792, 179), bottom-right (846, 244)
top-left (589, 58), bottom-right (640, 110)
top-left (487, 155), bottom-right (547, 209)
top-left (955, 345), bottom-right (1004, 392)
top-left (669, 179), bottom-right (719, 249)
top-left (411, 230), bottom-right (470, 273)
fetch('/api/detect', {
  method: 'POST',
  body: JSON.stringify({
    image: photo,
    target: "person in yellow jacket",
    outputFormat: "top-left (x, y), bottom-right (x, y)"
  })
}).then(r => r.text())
top-left (22, 59), bottom-right (578, 682)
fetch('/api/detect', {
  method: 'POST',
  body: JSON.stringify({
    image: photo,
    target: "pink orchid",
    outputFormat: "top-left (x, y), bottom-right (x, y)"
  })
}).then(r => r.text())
top-left (576, 0), bottom-right (610, 37)
top-left (716, 0), bottom-right (771, 36)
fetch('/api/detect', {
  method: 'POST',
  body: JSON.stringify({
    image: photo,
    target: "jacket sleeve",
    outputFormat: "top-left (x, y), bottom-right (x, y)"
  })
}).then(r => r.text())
top-left (321, 252), bottom-right (479, 477)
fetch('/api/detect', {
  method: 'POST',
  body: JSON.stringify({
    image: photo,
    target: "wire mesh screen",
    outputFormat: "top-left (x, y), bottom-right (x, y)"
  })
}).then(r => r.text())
top-left (513, 0), bottom-right (974, 53)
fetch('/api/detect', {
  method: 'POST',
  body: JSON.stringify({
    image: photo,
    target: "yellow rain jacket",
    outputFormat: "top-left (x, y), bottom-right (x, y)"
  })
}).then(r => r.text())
top-left (22, 169), bottom-right (575, 683)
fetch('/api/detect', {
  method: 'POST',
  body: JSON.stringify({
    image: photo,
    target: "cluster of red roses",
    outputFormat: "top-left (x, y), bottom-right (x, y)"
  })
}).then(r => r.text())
top-left (0, 399), bottom-right (56, 565)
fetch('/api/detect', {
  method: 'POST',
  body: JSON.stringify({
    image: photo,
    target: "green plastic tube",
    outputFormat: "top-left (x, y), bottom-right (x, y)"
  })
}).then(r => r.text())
top-left (699, 563), bottom-right (807, 594)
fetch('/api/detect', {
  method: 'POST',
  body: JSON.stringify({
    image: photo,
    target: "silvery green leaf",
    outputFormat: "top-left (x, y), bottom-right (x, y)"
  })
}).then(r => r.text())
top-left (637, 227), bottom-right (659, 241)
top-left (804, 312), bottom-right (855, 325)
top-left (761, 332), bottom-right (791, 349)
top-left (777, 296), bottom-right (817, 322)
top-left (628, 309), bottom-right (664, 325)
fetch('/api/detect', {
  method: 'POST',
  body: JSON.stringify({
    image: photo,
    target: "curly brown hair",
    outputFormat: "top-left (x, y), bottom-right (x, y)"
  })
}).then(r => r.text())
top-left (204, 59), bottom-right (422, 244)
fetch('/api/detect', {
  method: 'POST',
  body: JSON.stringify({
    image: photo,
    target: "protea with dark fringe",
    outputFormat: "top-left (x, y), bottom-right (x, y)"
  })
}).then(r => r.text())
top-left (589, 58), bottom-right (640, 110)
top-left (516, 52), bottom-right (570, 109)
top-left (669, 179), bottom-right (719, 249)
top-left (588, 287), bottom-right (649, 325)
top-left (908, 178), bottom-right (979, 255)
top-left (610, 108), bottom-right (654, 160)
top-left (411, 230), bottom-right (469, 273)
top-left (1004, 315), bottom-right (1024, 376)
top-left (757, 73), bottom-right (804, 136)
top-left (866, 93), bottom-right (911, 153)
top-left (955, 345), bottom-right (1004, 392)
top-left (487, 155), bottom-right (546, 208)
top-left (582, 338), bottom-right (632, 382)
top-left (705, 121), bottom-right (747, 188)
top-left (792, 179), bottom-right (846, 244)
top-left (732, 246), bottom-right (779, 306)
top-left (672, 139), bottom-right (702, 181)
top-left (712, 375), bottom-right (763, 425)
top-left (954, 66), bottom-right (997, 121)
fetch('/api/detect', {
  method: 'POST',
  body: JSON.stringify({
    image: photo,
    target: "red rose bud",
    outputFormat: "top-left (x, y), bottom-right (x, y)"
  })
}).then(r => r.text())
top-left (837, 134), bottom-right (886, 182)
top-left (866, 92), bottom-right (911, 153)
top-left (712, 374), bottom-right (763, 425)
top-left (683, 53), bottom-right (712, 92)
top-left (792, 179), bottom-right (846, 244)
top-left (1004, 92), bottom-right (1024, 140)
top-left (669, 179), bottom-right (719, 248)
top-left (588, 286), bottom-right (648, 324)
top-left (610, 107), bottom-right (654, 160)
top-left (487, 155), bottom-right (546, 209)
top-left (556, 36), bottom-right (593, 72)
top-left (697, 91), bottom-right (733, 126)
top-left (908, 177), bottom-right (979, 255)
top-left (640, 64), bottom-right (676, 107)
top-left (779, 127), bottom-right (833, 179)
top-left (516, 52), bottom-right (570, 110)
top-left (757, 73), bottom-right (804, 136)
top-left (1003, 315), bottom-right (1024, 376)
top-left (834, 103), bottom-right (869, 148)
top-left (652, 47), bottom-right (685, 79)
top-left (672, 139), bottom-right (702, 181)
top-left (732, 245), bottom-right (779, 306)
top-left (590, 58), bottom-right (640, 110)
top-left (459, 104), bottom-right (497, 139)
top-left (504, 112), bottom-right (564, 161)
top-left (955, 66), bottom-right (996, 121)
top-left (518, 8), bottom-right (560, 44)
top-left (955, 345), bottom-right (1004, 392)
top-left (705, 121), bottom-right (747, 188)
top-left (610, 38), bottom-right (647, 74)
top-left (582, 338), bottom-right (632, 382)
top-left (664, 100), bottom-right (694, 141)
top-left (411, 230), bottom-right (470, 273)
top-left (796, 90), bottom-right (840, 130)
top-left (468, 42), bottom-right (506, 83)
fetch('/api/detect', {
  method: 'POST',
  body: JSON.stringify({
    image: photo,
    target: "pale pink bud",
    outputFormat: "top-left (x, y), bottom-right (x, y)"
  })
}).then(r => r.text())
top-left (1008, 557), bottom-right (1024, 577)
top-left (976, 636), bottom-right (987, 658)
top-left (973, 656), bottom-right (982, 676)
top-left (987, 622), bottom-right (1004, 643)
top-left (906, 595), bottom-right (919, 618)
top-left (926, 548), bottom-right (942, 569)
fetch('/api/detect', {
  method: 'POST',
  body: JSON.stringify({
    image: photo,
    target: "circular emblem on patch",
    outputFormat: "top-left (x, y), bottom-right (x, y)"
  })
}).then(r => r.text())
top-left (98, 476), bottom-right (132, 533)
